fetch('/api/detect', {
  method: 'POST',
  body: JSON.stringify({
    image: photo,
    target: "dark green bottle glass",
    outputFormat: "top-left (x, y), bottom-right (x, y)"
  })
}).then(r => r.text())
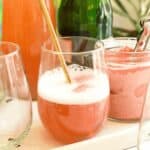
top-left (57, 0), bottom-right (112, 39)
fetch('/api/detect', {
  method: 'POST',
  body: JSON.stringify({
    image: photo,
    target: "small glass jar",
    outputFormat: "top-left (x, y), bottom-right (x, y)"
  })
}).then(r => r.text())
top-left (104, 37), bottom-right (150, 121)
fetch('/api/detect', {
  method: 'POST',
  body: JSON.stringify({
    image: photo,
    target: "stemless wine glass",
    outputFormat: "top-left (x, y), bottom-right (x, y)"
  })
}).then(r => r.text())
top-left (0, 42), bottom-right (32, 149)
top-left (137, 83), bottom-right (150, 150)
top-left (37, 36), bottom-right (110, 144)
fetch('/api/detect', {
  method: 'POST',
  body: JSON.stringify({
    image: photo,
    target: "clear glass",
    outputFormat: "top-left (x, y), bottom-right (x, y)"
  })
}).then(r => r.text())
top-left (137, 83), bottom-right (150, 150)
top-left (37, 36), bottom-right (110, 144)
top-left (0, 42), bottom-right (32, 149)
top-left (104, 37), bottom-right (150, 121)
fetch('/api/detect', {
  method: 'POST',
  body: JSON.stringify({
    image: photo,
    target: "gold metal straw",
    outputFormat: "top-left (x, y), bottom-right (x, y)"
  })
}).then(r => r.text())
top-left (39, 0), bottom-right (72, 83)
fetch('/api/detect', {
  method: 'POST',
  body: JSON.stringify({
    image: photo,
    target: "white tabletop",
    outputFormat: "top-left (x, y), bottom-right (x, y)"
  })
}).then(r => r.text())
top-left (19, 102), bottom-right (141, 150)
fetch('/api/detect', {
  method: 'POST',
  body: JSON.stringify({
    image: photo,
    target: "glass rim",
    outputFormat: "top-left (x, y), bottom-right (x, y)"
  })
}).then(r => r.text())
top-left (103, 37), bottom-right (150, 54)
top-left (41, 36), bottom-right (104, 55)
top-left (0, 41), bottom-right (20, 58)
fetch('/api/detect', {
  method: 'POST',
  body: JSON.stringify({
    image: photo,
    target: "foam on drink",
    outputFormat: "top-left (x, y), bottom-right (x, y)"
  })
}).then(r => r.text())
top-left (38, 64), bottom-right (109, 105)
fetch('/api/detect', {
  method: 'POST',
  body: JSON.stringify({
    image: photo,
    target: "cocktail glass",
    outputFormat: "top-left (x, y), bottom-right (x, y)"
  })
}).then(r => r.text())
top-left (37, 36), bottom-right (110, 144)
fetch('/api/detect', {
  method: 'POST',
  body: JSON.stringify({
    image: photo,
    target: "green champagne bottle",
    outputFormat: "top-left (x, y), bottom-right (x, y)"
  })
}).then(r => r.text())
top-left (57, 0), bottom-right (112, 39)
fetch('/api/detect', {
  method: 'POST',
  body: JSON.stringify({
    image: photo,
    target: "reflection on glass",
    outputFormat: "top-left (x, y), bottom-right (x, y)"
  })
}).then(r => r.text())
top-left (0, 42), bottom-right (32, 149)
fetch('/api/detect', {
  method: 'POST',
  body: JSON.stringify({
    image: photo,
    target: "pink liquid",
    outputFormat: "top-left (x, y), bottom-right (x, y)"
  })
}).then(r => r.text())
top-left (106, 47), bottom-right (150, 120)
top-left (38, 66), bottom-right (109, 143)
top-left (38, 96), bottom-right (109, 144)
top-left (2, 0), bottom-right (56, 99)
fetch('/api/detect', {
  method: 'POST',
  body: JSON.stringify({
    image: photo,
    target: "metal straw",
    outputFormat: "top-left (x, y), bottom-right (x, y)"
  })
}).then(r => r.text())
top-left (39, 0), bottom-right (72, 83)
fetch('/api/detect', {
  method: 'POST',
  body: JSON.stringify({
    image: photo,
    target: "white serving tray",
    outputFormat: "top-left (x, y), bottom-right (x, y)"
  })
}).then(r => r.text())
top-left (19, 102), bottom-right (140, 150)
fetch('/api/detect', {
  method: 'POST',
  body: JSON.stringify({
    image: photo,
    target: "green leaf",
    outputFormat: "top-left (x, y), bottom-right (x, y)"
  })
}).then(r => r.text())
top-left (111, 0), bottom-right (146, 37)
top-left (113, 27), bottom-right (137, 37)
top-left (114, 0), bottom-right (128, 14)
top-left (112, 7), bottom-right (137, 26)
top-left (126, 0), bottom-right (138, 14)
top-left (113, 0), bottom-right (137, 25)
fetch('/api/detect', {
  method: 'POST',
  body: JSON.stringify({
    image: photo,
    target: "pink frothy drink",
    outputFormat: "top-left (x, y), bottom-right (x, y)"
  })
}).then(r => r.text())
top-left (38, 64), bottom-right (109, 143)
top-left (104, 38), bottom-right (150, 121)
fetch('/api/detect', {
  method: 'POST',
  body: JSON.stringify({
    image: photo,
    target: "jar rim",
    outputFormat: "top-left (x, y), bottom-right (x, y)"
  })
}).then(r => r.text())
top-left (0, 41), bottom-right (20, 59)
top-left (42, 36), bottom-right (104, 56)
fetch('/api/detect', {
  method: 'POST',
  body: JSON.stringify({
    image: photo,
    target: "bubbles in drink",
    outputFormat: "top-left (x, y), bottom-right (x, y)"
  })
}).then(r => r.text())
top-left (106, 47), bottom-right (150, 120)
top-left (38, 64), bottom-right (109, 105)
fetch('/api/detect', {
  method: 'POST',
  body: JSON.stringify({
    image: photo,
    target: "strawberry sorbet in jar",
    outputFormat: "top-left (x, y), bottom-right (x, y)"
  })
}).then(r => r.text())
top-left (104, 38), bottom-right (150, 121)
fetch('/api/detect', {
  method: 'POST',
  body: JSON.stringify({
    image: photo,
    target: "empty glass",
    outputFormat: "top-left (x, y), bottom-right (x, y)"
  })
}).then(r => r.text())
top-left (137, 83), bottom-right (150, 150)
top-left (0, 42), bottom-right (32, 149)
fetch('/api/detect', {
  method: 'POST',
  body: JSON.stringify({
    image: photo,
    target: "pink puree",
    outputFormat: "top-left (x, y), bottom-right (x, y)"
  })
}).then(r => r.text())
top-left (106, 47), bottom-right (150, 120)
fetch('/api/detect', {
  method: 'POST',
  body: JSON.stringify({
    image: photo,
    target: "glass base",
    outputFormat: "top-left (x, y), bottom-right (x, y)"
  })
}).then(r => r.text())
top-left (0, 120), bottom-right (32, 150)
top-left (123, 144), bottom-right (150, 150)
top-left (108, 116), bottom-right (140, 123)
top-left (124, 146), bottom-right (138, 150)
top-left (138, 141), bottom-right (150, 150)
